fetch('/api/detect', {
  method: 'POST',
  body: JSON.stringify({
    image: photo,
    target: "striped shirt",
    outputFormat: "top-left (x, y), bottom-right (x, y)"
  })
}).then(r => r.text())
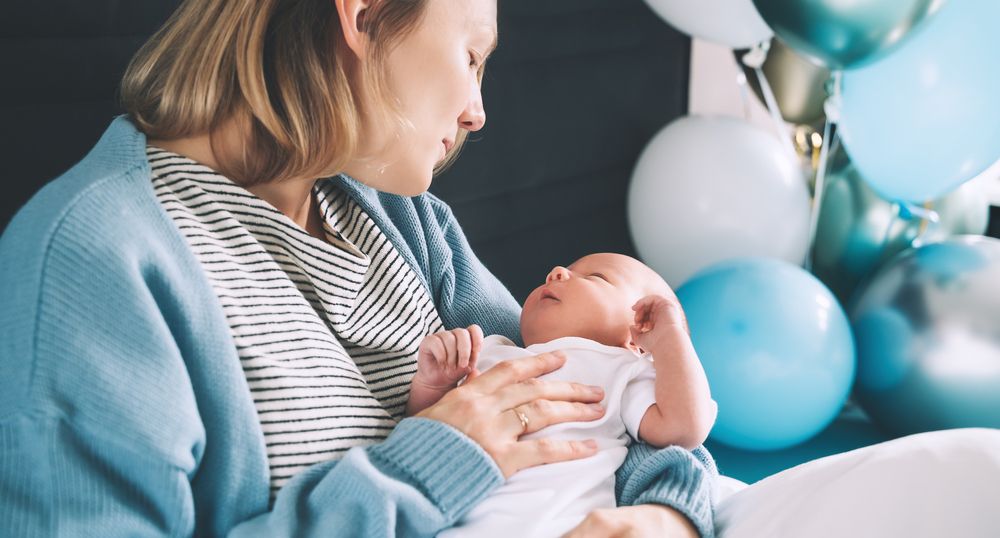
top-left (148, 147), bottom-right (444, 495)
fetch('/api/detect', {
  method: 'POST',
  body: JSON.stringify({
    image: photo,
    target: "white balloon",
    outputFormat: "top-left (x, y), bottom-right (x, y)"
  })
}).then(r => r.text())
top-left (644, 0), bottom-right (773, 49)
top-left (628, 116), bottom-right (810, 287)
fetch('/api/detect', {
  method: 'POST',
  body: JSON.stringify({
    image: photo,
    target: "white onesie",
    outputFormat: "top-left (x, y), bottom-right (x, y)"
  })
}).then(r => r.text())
top-left (438, 335), bottom-right (657, 538)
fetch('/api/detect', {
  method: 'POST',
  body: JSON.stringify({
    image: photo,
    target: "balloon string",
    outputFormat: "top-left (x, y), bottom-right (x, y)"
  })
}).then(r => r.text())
top-left (753, 67), bottom-right (796, 160)
top-left (735, 71), bottom-right (755, 122)
top-left (743, 42), bottom-right (798, 161)
top-left (804, 71), bottom-right (843, 272)
top-left (804, 116), bottom-right (832, 272)
top-left (896, 200), bottom-right (941, 248)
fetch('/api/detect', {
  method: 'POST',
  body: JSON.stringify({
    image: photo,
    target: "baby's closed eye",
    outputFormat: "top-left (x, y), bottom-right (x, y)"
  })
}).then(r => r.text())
top-left (588, 273), bottom-right (610, 283)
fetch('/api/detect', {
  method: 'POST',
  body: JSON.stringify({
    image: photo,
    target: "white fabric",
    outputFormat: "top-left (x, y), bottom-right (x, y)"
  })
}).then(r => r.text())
top-left (716, 475), bottom-right (749, 503)
top-left (715, 428), bottom-right (1000, 538)
top-left (440, 335), bottom-right (657, 538)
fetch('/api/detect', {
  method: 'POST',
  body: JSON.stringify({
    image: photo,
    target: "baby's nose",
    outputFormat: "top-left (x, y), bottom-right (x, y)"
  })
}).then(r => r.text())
top-left (546, 266), bottom-right (570, 283)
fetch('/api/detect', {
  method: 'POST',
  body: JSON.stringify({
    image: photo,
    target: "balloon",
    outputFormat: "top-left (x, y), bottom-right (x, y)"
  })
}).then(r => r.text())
top-left (644, 0), bottom-right (772, 49)
top-left (677, 258), bottom-right (856, 451)
top-left (751, 0), bottom-right (944, 69)
top-left (628, 116), bottom-right (810, 288)
top-left (738, 38), bottom-right (831, 125)
top-left (839, 0), bottom-right (1000, 203)
top-left (851, 236), bottom-right (1000, 437)
top-left (811, 147), bottom-right (991, 305)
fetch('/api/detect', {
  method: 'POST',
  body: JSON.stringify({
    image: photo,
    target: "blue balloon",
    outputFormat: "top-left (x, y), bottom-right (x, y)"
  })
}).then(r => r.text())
top-left (839, 0), bottom-right (1000, 203)
top-left (677, 258), bottom-right (856, 451)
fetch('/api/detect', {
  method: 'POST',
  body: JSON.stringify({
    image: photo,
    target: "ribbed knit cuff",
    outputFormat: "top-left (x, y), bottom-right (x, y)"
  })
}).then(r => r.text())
top-left (368, 417), bottom-right (504, 522)
top-left (619, 443), bottom-right (716, 538)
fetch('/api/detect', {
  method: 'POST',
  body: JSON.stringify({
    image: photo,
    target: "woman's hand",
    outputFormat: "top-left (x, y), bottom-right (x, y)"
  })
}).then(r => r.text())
top-left (416, 351), bottom-right (606, 478)
top-left (562, 505), bottom-right (699, 538)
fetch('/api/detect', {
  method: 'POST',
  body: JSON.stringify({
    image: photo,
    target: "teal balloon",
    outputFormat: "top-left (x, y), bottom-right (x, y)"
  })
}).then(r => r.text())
top-left (751, 0), bottom-right (944, 69)
top-left (839, 0), bottom-right (1000, 203)
top-left (850, 237), bottom-right (1000, 437)
top-left (811, 148), bottom-right (991, 305)
top-left (677, 258), bottom-right (855, 451)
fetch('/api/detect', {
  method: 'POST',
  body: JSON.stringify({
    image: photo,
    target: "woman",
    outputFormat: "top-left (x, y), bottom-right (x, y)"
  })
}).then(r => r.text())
top-left (0, 0), bottom-right (715, 536)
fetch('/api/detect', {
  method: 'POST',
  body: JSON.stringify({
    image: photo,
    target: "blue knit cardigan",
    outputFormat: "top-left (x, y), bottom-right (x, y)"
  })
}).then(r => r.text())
top-left (0, 117), bottom-right (716, 537)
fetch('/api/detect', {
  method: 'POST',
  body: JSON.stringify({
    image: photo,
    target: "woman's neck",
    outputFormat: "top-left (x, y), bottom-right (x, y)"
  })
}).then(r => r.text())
top-left (246, 180), bottom-right (325, 239)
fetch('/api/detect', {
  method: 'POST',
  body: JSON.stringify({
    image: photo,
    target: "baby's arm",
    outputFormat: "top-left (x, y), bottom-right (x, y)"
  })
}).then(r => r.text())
top-left (631, 295), bottom-right (717, 450)
top-left (405, 325), bottom-right (484, 416)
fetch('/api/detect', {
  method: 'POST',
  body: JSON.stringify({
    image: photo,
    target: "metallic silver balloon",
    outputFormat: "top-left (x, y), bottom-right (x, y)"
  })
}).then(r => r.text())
top-left (850, 236), bottom-right (1000, 437)
top-left (739, 38), bottom-right (831, 125)
top-left (811, 148), bottom-right (990, 305)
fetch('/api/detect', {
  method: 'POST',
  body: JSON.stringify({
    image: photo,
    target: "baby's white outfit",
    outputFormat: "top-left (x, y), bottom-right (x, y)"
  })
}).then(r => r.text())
top-left (438, 335), bottom-right (657, 538)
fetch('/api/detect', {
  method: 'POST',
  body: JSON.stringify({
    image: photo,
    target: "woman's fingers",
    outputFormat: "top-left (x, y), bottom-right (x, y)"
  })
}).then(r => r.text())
top-left (562, 505), bottom-right (699, 538)
top-left (508, 401), bottom-right (605, 436)
top-left (494, 378), bottom-right (604, 411)
top-left (505, 437), bottom-right (599, 474)
top-left (467, 351), bottom-right (568, 394)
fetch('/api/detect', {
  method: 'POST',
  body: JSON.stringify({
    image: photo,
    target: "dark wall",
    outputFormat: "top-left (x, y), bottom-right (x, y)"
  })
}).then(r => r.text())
top-left (0, 0), bottom-right (182, 225)
top-left (432, 1), bottom-right (691, 300)
top-left (0, 0), bottom-right (691, 302)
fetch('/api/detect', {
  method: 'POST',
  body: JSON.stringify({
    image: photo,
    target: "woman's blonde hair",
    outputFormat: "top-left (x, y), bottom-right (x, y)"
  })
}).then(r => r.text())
top-left (122, 0), bottom-right (476, 185)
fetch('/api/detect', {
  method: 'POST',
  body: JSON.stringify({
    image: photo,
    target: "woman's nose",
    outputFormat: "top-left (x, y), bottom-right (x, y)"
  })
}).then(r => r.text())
top-left (546, 266), bottom-right (570, 283)
top-left (459, 79), bottom-right (486, 132)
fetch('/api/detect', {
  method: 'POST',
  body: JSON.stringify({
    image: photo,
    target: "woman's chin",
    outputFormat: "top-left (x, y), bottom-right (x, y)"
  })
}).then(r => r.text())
top-left (396, 174), bottom-right (434, 197)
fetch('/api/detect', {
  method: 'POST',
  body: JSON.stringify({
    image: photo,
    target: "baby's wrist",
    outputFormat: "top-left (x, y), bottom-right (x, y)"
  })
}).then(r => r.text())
top-left (643, 324), bottom-right (686, 345)
top-left (410, 371), bottom-right (458, 393)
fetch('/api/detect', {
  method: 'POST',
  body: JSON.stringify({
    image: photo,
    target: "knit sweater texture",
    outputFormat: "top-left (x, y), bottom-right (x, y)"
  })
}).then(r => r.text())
top-left (0, 116), bottom-right (716, 537)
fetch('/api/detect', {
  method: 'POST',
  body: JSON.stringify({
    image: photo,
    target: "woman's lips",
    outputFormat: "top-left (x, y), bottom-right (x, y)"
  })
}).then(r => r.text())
top-left (442, 139), bottom-right (455, 153)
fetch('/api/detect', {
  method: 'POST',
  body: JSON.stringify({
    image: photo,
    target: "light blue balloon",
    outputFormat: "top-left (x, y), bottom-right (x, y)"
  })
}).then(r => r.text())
top-left (839, 0), bottom-right (1000, 203)
top-left (677, 258), bottom-right (856, 451)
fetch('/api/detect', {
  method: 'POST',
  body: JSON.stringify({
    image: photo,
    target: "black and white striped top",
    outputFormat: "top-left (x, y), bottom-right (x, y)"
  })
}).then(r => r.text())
top-left (148, 147), bottom-right (444, 495)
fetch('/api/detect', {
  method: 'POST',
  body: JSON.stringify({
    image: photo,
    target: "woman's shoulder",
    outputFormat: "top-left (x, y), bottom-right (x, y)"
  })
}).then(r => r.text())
top-left (1, 116), bottom-right (165, 258)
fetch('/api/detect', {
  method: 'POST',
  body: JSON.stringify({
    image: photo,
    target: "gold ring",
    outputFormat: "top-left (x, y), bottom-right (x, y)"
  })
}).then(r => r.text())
top-left (515, 409), bottom-right (530, 433)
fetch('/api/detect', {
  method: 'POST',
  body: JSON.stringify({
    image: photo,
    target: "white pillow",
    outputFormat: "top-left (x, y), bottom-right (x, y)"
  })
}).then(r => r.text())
top-left (714, 428), bottom-right (1000, 538)
top-left (716, 475), bottom-right (749, 503)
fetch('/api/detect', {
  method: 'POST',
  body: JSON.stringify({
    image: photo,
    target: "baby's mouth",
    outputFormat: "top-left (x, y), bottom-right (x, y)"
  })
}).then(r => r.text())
top-left (540, 289), bottom-right (560, 301)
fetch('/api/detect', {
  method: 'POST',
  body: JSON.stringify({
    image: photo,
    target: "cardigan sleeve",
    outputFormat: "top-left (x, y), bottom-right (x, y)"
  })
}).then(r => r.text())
top-left (230, 419), bottom-right (505, 537)
top-left (0, 413), bottom-right (502, 538)
top-left (424, 194), bottom-right (718, 537)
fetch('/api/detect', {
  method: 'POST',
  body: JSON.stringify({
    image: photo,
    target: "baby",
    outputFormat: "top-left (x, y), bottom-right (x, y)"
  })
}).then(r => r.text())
top-left (406, 252), bottom-right (717, 538)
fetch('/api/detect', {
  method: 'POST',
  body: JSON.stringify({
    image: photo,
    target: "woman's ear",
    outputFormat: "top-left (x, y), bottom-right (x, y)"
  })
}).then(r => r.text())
top-left (334, 0), bottom-right (371, 58)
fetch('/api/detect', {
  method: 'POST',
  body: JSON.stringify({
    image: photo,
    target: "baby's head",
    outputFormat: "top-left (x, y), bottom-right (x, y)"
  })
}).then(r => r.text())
top-left (520, 253), bottom-right (675, 352)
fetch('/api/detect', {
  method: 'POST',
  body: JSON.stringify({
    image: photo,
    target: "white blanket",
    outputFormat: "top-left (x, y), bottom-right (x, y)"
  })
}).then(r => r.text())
top-left (714, 428), bottom-right (1000, 538)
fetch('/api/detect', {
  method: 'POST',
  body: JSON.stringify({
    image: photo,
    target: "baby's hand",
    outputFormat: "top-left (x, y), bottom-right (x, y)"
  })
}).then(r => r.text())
top-left (630, 294), bottom-right (687, 354)
top-left (413, 325), bottom-right (484, 390)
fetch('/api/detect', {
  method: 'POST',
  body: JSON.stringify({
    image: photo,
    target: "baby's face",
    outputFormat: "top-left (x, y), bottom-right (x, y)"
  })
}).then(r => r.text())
top-left (520, 253), bottom-right (665, 349)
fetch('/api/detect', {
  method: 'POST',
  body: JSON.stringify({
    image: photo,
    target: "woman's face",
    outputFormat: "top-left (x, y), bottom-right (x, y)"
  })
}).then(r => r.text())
top-left (344, 0), bottom-right (497, 196)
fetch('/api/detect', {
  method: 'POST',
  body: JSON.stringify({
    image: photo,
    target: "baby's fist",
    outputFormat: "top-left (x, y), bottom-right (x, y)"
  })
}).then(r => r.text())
top-left (630, 294), bottom-right (687, 352)
top-left (414, 325), bottom-right (484, 390)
